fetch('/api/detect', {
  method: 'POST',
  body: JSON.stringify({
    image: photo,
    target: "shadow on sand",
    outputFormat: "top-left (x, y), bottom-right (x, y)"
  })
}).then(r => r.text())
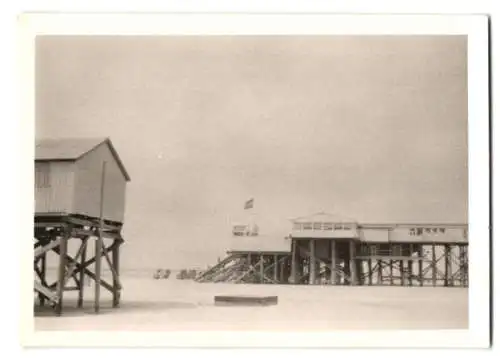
top-left (34, 299), bottom-right (199, 318)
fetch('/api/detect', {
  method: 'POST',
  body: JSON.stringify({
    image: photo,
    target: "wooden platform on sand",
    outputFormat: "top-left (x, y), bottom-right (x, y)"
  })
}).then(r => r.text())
top-left (214, 295), bottom-right (278, 306)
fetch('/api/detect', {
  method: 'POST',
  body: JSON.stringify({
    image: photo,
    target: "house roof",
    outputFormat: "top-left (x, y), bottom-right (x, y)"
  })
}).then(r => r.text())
top-left (290, 211), bottom-right (358, 224)
top-left (35, 137), bottom-right (131, 181)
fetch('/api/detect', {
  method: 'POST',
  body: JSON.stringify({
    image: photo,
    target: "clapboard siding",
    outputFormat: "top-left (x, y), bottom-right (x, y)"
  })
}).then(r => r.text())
top-left (35, 161), bottom-right (76, 213)
top-left (73, 142), bottom-right (127, 223)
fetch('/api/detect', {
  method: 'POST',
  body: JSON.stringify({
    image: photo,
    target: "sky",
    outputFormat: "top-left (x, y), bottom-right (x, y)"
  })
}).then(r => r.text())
top-left (35, 36), bottom-right (468, 269)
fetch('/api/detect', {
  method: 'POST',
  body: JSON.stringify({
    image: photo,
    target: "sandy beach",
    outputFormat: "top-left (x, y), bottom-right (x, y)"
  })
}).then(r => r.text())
top-left (34, 276), bottom-right (468, 332)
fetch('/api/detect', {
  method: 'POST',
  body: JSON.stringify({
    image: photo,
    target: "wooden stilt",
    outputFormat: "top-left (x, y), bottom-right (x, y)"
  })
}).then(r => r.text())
top-left (273, 254), bottom-right (279, 282)
top-left (259, 254), bottom-right (264, 284)
top-left (389, 259), bottom-right (394, 286)
top-left (399, 260), bottom-right (404, 286)
top-left (432, 244), bottom-right (437, 287)
top-left (408, 244), bottom-right (413, 287)
top-left (368, 258), bottom-right (373, 286)
top-left (77, 238), bottom-right (87, 308)
top-left (377, 259), bottom-right (382, 285)
top-left (112, 240), bottom-right (120, 307)
top-left (349, 240), bottom-right (357, 286)
top-left (309, 239), bottom-right (316, 285)
top-left (418, 245), bottom-right (424, 286)
top-left (459, 246), bottom-right (466, 287)
top-left (357, 260), bottom-right (364, 286)
top-left (95, 161), bottom-right (107, 313)
top-left (444, 245), bottom-right (451, 287)
top-left (94, 233), bottom-right (102, 313)
top-left (330, 240), bottom-right (337, 285)
top-left (55, 232), bottom-right (68, 316)
top-left (291, 239), bottom-right (297, 284)
top-left (39, 252), bottom-right (47, 306)
top-left (463, 245), bottom-right (469, 287)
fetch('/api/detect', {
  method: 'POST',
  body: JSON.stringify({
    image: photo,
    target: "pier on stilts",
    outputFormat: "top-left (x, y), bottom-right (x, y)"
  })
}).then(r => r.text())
top-left (196, 212), bottom-right (468, 287)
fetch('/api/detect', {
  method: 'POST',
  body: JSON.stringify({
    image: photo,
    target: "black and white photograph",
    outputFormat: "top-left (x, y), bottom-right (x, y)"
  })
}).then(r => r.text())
top-left (17, 13), bottom-right (490, 348)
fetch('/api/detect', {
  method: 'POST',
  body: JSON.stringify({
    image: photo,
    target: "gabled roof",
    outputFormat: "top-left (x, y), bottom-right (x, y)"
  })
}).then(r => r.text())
top-left (290, 211), bottom-right (358, 224)
top-left (35, 137), bottom-right (131, 181)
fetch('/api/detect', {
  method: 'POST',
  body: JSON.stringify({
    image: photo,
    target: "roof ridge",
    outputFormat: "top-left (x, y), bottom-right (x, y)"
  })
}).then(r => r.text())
top-left (35, 136), bottom-right (130, 181)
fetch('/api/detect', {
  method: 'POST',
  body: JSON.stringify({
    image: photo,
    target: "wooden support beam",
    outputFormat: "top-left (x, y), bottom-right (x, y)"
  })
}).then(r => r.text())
top-left (279, 256), bottom-right (285, 283)
top-left (368, 258), bottom-right (373, 286)
top-left (233, 259), bottom-right (263, 283)
top-left (71, 228), bottom-right (120, 240)
top-left (34, 222), bottom-right (66, 229)
top-left (95, 160), bottom-right (106, 313)
top-left (464, 245), bottom-right (469, 287)
top-left (39, 252), bottom-right (47, 306)
top-left (377, 259), bottom-right (383, 285)
top-left (94, 235), bottom-right (102, 313)
top-left (78, 242), bottom-right (118, 272)
top-left (432, 244), bottom-right (437, 287)
top-left (349, 240), bottom-right (357, 286)
top-left (309, 239), bottom-right (316, 285)
top-left (418, 246), bottom-right (424, 286)
top-left (259, 254), bottom-right (264, 284)
top-left (389, 260), bottom-right (394, 285)
top-left (330, 240), bottom-right (337, 285)
top-left (112, 242), bottom-right (121, 307)
top-left (101, 242), bottom-right (122, 290)
top-left (82, 268), bottom-right (114, 293)
top-left (55, 232), bottom-right (69, 316)
top-left (444, 244), bottom-right (451, 287)
top-left (399, 260), bottom-right (405, 286)
top-left (34, 238), bottom-right (61, 259)
top-left (78, 239), bottom-right (87, 308)
top-left (408, 244), bottom-right (414, 287)
top-left (62, 239), bottom-right (88, 285)
top-left (458, 246), bottom-right (465, 287)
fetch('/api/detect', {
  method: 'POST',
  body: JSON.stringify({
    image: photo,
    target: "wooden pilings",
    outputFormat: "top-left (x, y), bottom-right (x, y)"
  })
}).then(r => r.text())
top-left (377, 259), bottom-right (383, 285)
top-left (77, 238), bottom-right (87, 308)
top-left (309, 239), bottom-right (316, 285)
top-left (330, 240), bottom-right (337, 285)
top-left (349, 240), bottom-right (357, 286)
top-left (55, 232), bottom-right (68, 316)
top-left (34, 214), bottom-right (124, 316)
top-left (444, 244), bottom-right (451, 287)
top-left (291, 239), bottom-right (297, 284)
top-left (432, 244), bottom-right (437, 287)
top-left (418, 245), bottom-right (424, 286)
top-left (259, 254), bottom-right (265, 283)
top-left (38, 252), bottom-right (47, 306)
top-left (94, 228), bottom-right (103, 313)
top-left (112, 240), bottom-right (120, 307)
top-left (389, 260), bottom-right (394, 285)
top-left (194, 239), bottom-right (468, 288)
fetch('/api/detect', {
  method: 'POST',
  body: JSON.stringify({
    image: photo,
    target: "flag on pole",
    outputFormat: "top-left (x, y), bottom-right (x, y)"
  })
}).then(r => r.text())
top-left (244, 198), bottom-right (254, 210)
